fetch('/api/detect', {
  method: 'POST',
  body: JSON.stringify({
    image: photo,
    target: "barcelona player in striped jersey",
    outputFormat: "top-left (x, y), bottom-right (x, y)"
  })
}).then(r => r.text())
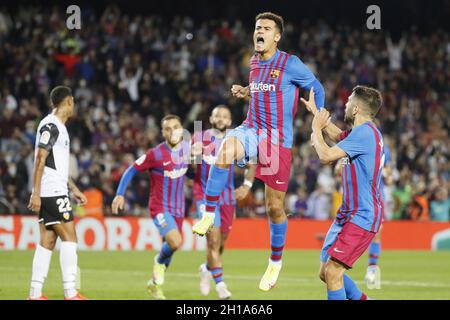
top-left (302, 85), bottom-right (384, 300)
top-left (192, 12), bottom-right (325, 291)
top-left (192, 105), bottom-right (256, 299)
top-left (111, 115), bottom-right (189, 300)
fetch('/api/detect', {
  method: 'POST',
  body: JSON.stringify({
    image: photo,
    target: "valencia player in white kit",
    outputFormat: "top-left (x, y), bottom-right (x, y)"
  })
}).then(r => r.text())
top-left (27, 86), bottom-right (88, 300)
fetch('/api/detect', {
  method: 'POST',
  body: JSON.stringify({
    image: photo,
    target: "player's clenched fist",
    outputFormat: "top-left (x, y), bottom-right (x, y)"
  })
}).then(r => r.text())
top-left (231, 85), bottom-right (249, 99)
top-left (27, 193), bottom-right (41, 213)
top-left (111, 195), bottom-right (125, 215)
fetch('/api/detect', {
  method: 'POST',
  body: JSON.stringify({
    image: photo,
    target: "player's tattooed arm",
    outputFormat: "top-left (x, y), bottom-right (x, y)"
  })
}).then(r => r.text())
top-left (27, 148), bottom-right (50, 212)
top-left (231, 84), bottom-right (250, 100)
top-left (311, 109), bottom-right (347, 165)
top-left (301, 88), bottom-right (343, 143)
top-left (68, 178), bottom-right (88, 206)
top-left (235, 163), bottom-right (256, 201)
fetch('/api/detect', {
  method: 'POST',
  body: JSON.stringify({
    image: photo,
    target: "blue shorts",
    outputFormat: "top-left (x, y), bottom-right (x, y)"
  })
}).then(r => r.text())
top-left (196, 200), bottom-right (221, 228)
top-left (152, 212), bottom-right (183, 237)
top-left (320, 222), bottom-right (343, 263)
top-left (225, 124), bottom-right (260, 168)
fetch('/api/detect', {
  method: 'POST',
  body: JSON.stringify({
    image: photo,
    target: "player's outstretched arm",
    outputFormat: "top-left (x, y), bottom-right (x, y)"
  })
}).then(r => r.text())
top-left (235, 163), bottom-right (256, 201)
top-left (111, 165), bottom-right (138, 214)
top-left (231, 84), bottom-right (250, 100)
top-left (311, 109), bottom-right (346, 165)
top-left (301, 88), bottom-right (343, 143)
top-left (27, 148), bottom-right (49, 213)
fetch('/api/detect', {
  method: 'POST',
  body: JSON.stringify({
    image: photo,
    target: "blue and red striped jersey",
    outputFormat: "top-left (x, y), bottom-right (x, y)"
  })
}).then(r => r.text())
top-left (193, 129), bottom-right (235, 205)
top-left (133, 142), bottom-right (189, 218)
top-left (336, 122), bottom-right (385, 233)
top-left (243, 49), bottom-right (325, 148)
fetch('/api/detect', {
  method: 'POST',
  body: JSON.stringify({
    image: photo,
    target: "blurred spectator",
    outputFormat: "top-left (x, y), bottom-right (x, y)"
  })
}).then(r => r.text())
top-left (0, 4), bottom-right (448, 219)
top-left (430, 188), bottom-right (450, 222)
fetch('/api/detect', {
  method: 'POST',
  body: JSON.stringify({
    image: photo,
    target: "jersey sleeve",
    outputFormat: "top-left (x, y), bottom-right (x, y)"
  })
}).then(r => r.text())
top-left (133, 149), bottom-right (156, 172)
top-left (288, 55), bottom-right (316, 88)
top-left (38, 123), bottom-right (59, 151)
top-left (336, 125), bottom-right (370, 158)
top-left (288, 55), bottom-right (325, 108)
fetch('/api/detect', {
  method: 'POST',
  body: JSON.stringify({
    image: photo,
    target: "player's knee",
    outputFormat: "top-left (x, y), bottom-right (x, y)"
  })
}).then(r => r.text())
top-left (319, 269), bottom-right (327, 283)
top-left (40, 238), bottom-right (56, 250)
top-left (267, 203), bottom-right (284, 219)
top-left (168, 237), bottom-right (182, 250)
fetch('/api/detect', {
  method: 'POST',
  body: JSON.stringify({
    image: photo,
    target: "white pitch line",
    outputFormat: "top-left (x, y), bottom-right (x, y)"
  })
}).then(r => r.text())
top-left (2, 266), bottom-right (450, 289)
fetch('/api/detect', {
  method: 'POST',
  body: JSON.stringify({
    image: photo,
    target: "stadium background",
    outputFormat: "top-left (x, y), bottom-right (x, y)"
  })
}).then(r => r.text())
top-left (0, 0), bottom-right (449, 300)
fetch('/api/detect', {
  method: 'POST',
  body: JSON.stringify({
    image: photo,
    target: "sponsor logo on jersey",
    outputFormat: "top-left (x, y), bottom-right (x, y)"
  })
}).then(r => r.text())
top-left (164, 167), bottom-right (188, 179)
top-left (249, 81), bottom-right (276, 93)
top-left (342, 157), bottom-right (351, 165)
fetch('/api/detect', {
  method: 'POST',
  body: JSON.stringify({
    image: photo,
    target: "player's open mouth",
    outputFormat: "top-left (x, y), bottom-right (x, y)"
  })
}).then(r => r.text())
top-left (256, 36), bottom-right (264, 45)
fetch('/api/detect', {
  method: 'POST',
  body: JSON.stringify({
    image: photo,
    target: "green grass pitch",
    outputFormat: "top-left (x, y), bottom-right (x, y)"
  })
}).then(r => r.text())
top-left (1, 250), bottom-right (449, 300)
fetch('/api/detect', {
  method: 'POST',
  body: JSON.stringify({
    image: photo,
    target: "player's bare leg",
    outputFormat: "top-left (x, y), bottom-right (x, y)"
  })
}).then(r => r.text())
top-left (324, 259), bottom-right (347, 300)
top-left (28, 224), bottom-right (57, 300)
top-left (193, 137), bottom-right (244, 235)
top-left (219, 232), bottom-right (230, 255)
top-left (148, 229), bottom-right (182, 300)
top-left (323, 258), bottom-right (370, 300)
top-left (52, 222), bottom-right (86, 300)
top-left (259, 186), bottom-right (287, 291)
top-left (365, 228), bottom-right (382, 289)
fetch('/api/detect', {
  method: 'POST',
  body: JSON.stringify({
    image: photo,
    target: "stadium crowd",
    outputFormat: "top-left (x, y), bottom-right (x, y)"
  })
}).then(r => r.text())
top-left (0, 5), bottom-right (449, 221)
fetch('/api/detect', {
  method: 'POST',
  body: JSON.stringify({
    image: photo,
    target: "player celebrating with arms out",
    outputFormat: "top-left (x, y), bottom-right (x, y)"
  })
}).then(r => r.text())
top-left (192, 105), bottom-right (256, 299)
top-left (112, 115), bottom-right (189, 300)
top-left (302, 86), bottom-right (384, 300)
top-left (192, 12), bottom-right (325, 291)
top-left (27, 86), bottom-right (88, 300)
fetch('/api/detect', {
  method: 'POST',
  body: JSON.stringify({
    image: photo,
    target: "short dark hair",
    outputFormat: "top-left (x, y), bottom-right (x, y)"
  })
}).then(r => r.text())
top-left (352, 85), bottom-right (383, 118)
top-left (50, 86), bottom-right (72, 108)
top-left (161, 114), bottom-right (182, 127)
top-left (255, 12), bottom-right (284, 35)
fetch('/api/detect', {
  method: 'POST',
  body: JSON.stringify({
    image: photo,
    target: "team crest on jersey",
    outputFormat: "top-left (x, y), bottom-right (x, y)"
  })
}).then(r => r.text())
top-left (63, 212), bottom-right (70, 220)
top-left (270, 69), bottom-right (280, 78)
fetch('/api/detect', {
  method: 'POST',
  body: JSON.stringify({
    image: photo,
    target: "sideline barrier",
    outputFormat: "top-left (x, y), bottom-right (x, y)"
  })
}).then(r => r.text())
top-left (1, 215), bottom-right (449, 251)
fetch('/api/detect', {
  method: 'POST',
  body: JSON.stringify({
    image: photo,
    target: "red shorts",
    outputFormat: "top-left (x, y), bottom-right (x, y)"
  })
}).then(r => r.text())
top-left (328, 222), bottom-right (376, 269)
top-left (255, 143), bottom-right (292, 192)
top-left (220, 205), bottom-right (235, 234)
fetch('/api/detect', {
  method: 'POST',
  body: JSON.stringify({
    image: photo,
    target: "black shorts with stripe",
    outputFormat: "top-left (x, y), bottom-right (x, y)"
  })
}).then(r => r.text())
top-left (38, 195), bottom-right (74, 228)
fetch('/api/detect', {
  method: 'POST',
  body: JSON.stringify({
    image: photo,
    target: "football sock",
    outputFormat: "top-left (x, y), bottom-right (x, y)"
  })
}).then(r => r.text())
top-left (343, 274), bottom-right (365, 300)
top-left (204, 165), bottom-right (230, 216)
top-left (368, 241), bottom-right (381, 266)
top-left (327, 287), bottom-right (346, 300)
top-left (157, 241), bottom-right (175, 267)
top-left (30, 244), bottom-right (52, 298)
top-left (269, 219), bottom-right (287, 264)
top-left (60, 241), bottom-right (78, 298)
top-left (208, 265), bottom-right (224, 284)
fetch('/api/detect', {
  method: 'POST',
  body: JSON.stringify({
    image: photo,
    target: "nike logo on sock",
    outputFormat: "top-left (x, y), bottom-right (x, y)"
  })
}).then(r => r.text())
top-left (275, 180), bottom-right (285, 184)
